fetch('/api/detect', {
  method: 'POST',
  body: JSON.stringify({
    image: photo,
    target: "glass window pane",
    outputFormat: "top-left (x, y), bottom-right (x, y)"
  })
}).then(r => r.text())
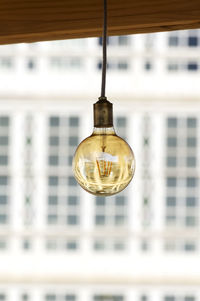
top-left (49, 117), bottom-right (59, 127)
top-left (184, 242), bottom-right (196, 251)
top-left (45, 295), bottom-right (56, 301)
top-left (66, 241), bottom-right (77, 250)
top-left (167, 137), bottom-right (177, 147)
top-left (69, 117), bottom-right (79, 127)
top-left (188, 36), bottom-right (198, 47)
top-left (95, 215), bottom-right (105, 225)
top-left (68, 155), bottom-right (73, 165)
top-left (96, 196), bottom-right (105, 206)
top-left (167, 118), bottom-right (177, 128)
top-left (47, 214), bottom-right (57, 224)
top-left (48, 196), bottom-right (58, 205)
top-left (167, 157), bottom-right (176, 167)
top-left (0, 117), bottom-right (9, 127)
top-left (68, 136), bottom-right (78, 146)
top-left (187, 157), bottom-right (196, 167)
top-left (49, 136), bottom-right (59, 146)
top-left (168, 36), bottom-right (179, 46)
top-left (65, 295), bottom-right (76, 301)
top-left (166, 197), bottom-right (176, 207)
top-left (166, 215), bottom-right (176, 225)
top-left (187, 118), bottom-right (197, 128)
top-left (185, 296), bottom-right (195, 301)
top-left (68, 176), bottom-right (77, 186)
top-left (68, 196), bottom-right (79, 206)
top-left (67, 215), bottom-right (78, 225)
top-left (0, 195), bottom-right (7, 205)
top-left (187, 177), bottom-right (197, 187)
top-left (115, 196), bottom-right (126, 206)
top-left (186, 197), bottom-right (196, 207)
top-left (0, 137), bottom-right (8, 146)
top-left (187, 63), bottom-right (198, 71)
top-left (116, 117), bottom-right (126, 127)
top-left (115, 215), bottom-right (125, 225)
top-left (164, 296), bottom-right (175, 301)
top-left (49, 176), bottom-right (58, 186)
top-left (185, 216), bottom-right (196, 227)
top-left (0, 214), bottom-right (7, 224)
top-left (187, 137), bottom-right (197, 147)
top-left (49, 156), bottom-right (59, 166)
top-left (167, 177), bottom-right (176, 187)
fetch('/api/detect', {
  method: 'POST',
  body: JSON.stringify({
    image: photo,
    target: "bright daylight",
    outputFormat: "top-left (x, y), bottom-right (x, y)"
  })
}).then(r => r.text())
top-left (0, 3), bottom-right (199, 301)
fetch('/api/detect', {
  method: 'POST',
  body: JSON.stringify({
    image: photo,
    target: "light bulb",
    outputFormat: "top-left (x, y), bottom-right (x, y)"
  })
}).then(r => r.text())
top-left (73, 97), bottom-right (135, 196)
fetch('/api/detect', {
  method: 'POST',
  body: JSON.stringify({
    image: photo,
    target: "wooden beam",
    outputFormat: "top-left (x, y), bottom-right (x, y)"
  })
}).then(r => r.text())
top-left (0, 0), bottom-right (200, 44)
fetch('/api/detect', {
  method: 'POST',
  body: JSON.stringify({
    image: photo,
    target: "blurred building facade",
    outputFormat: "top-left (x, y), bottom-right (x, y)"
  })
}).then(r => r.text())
top-left (0, 30), bottom-right (199, 300)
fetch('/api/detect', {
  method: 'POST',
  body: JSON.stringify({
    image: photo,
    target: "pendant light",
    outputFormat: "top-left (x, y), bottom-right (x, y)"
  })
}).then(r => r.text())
top-left (73, 0), bottom-right (136, 196)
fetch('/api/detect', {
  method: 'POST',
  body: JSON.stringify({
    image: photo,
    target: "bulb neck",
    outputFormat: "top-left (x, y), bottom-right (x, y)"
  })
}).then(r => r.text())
top-left (93, 97), bottom-right (113, 128)
top-left (93, 127), bottom-right (115, 135)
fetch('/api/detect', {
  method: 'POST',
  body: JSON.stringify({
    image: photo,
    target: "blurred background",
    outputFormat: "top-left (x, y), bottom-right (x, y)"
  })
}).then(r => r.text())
top-left (0, 29), bottom-right (199, 301)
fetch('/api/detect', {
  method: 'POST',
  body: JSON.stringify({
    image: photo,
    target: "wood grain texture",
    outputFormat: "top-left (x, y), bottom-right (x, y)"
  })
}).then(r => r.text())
top-left (0, 0), bottom-right (200, 44)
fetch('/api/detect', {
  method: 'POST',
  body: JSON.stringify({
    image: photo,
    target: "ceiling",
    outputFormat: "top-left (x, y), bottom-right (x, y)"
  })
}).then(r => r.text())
top-left (0, 0), bottom-right (200, 44)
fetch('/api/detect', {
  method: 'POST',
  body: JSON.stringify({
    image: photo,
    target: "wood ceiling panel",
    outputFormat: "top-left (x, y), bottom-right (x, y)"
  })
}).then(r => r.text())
top-left (0, 0), bottom-right (200, 44)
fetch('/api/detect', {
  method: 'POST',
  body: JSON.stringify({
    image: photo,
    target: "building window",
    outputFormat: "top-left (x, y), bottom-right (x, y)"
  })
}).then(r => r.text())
top-left (45, 294), bottom-right (56, 301)
top-left (94, 295), bottom-right (124, 301)
top-left (187, 62), bottom-right (198, 71)
top-left (115, 116), bottom-right (127, 140)
top-left (164, 296), bottom-right (175, 301)
top-left (165, 116), bottom-right (199, 251)
top-left (186, 197), bottom-right (196, 207)
top-left (141, 295), bottom-right (148, 301)
top-left (94, 240), bottom-right (105, 251)
top-left (167, 156), bottom-right (177, 167)
top-left (27, 58), bottom-right (36, 70)
top-left (45, 294), bottom-right (76, 301)
top-left (188, 36), bottom-right (198, 47)
top-left (95, 195), bottom-right (127, 227)
top-left (144, 61), bottom-right (152, 71)
top-left (185, 297), bottom-right (195, 301)
top-left (0, 238), bottom-right (7, 250)
top-left (0, 57), bottom-right (14, 70)
top-left (66, 240), bottom-right (78, 250)
top-left (186, 156), bottom-right (196, 167)
top-left (168, 35), bottom-right (179, 47)
top-left (167, 118), bottom-right (177, 128)
top-left (50, 57), bottom-right (83, 70)
top-left (167, 62), bottom-right (179, 72)
top-left (187, 137), bottom-right (196, 147)
top-left (46, 238), bottom-right (78, 251)
top-left (167, 137), bottom-right (177, 147)
top-left (47, 177), bottom-right (80, 226)
top-left (47, 116), bottom-right (80, 227)
top-left (21, 293), bottom-right (30, 301)
top-left (141, 239), bottom-right (150, 252)
top-left (97, 59), bottom-right (129, 71)
top-left (166, 197), bottom-right (176, 207)
top-left (98, 36), bottom-right (130, 46)
top-left (184, 241), bottom-right (196, 252)
top-left (187, 117), bottom-right (197, 128)
top-left (167, 177), bottom-right (176, 187)
top-left (22, 238), bottom-right (32, 251)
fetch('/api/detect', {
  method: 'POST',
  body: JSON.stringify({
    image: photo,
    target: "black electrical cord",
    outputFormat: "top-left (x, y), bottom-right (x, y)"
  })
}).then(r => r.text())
top-left (101, 0), bottom-right (107, 98)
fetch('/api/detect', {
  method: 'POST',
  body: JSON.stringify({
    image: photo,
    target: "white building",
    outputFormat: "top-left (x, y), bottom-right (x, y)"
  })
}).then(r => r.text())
top-left (0, 30), bottom-right (199, 301)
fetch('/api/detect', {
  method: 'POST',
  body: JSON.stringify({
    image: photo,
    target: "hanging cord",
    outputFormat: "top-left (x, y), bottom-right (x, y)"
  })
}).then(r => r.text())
top-left (101, 0), bottom-right (107, 98)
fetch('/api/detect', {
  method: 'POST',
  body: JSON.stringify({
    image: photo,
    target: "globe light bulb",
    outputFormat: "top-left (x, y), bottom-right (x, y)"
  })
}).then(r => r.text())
top-left (73, 97), bottom-right (135, 196)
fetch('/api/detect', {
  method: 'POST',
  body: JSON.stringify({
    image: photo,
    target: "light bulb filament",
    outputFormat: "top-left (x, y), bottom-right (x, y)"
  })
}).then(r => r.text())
top-left (96, 159), bottom-right (112, 177)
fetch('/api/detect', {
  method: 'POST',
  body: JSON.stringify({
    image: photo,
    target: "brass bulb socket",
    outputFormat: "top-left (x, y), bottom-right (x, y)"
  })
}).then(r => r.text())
top-left (93, 97), bottom-right (113, 127)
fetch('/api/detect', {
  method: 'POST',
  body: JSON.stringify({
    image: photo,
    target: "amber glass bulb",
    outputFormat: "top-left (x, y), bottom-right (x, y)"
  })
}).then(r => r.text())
top-left (73, 127), bottom-right (135, 196)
